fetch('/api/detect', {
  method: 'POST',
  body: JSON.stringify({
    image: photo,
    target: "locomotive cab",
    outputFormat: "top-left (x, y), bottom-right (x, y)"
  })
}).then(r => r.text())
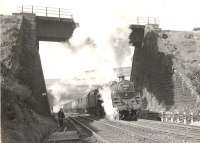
top-left (118, 75), bottom-right (125, 81)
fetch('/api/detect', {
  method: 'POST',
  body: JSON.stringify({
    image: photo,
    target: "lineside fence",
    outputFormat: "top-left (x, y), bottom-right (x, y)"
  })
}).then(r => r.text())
top-left (160, 111), bottom-right (200, 125)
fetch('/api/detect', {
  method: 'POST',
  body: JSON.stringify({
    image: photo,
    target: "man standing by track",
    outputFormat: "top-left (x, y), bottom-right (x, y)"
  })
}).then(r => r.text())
top-left (58, 108), bottom-right (65, 127)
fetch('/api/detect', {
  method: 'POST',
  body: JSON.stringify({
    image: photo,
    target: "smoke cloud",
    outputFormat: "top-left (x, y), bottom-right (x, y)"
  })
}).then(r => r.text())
top-left (110, 27), bottom-right (132, 66)
top-left (46, 79), bottom-right (92, 112)
top-left (43, 24), bottom-right (134, 112)
top-left (40, 1), bottom-right (136, 112)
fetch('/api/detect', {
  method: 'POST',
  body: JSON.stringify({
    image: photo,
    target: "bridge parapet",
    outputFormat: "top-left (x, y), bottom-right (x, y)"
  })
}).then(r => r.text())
top-left (14, 5), bottom-right (77, 42)
top-left (17, 5), bottom-right (73, 19)
top-left (135, 16), bottom-right (159, 25)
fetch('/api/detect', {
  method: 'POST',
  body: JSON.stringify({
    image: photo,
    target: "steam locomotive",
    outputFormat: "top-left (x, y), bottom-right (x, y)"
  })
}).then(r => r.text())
top-left (63, 76), bottom-right (142, 120)
top-left (111, 76), bottom-right (142, 120)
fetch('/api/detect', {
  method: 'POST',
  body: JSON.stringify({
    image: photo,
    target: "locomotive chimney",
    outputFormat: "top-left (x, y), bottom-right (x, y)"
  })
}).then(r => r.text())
top-left (118, 75), bottom-right (125, 82)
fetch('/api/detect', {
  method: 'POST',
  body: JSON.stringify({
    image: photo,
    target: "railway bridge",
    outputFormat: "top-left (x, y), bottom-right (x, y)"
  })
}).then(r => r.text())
top-left (2, 5), bottom-right (200, 143)
top-left (2, 5), bottom-right (77, 117)
top-left (13, 5), bottom-right (77, 115)
top-left (15, 5), bottom-right (77, 41)
top-left (1, 6), bottom-right (78, 143)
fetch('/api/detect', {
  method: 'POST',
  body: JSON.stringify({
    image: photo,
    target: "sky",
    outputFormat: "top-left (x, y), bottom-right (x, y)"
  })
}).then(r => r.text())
top-left (1, 0), bottom-right (200, 30)
top-left (1, 0), bottom-right (200, 80)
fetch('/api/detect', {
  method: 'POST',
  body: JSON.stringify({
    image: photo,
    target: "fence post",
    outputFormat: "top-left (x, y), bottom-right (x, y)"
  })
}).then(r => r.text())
top-left (164, 112), bottom-right (166, 122)
top-left (46, 7), bottom-right (48, 16)
top-left (183, 112), bottom-right (186, 124)
top-left (161, 111), bottom-right (164, 122)
top-left (154, 18), bottom-right (156, 24)
top-left (190, 112), bottom-right (193, 124)
top-left (147, 17), bottom-right (149, 25)
top-left (59, 8), bottom-right (60, 18)
top-left (32, 5), bottom-right (33, 13)
top-left (22, 5), bottom-right (23, 13)
top-left (171, 112), bottom-right (173, 122)
top-left (71, 14), bottom-right (74, 21)
top-left (137, 17), bottom-right (139, 24)
top-left (176, 111), bottom-right (180, 123)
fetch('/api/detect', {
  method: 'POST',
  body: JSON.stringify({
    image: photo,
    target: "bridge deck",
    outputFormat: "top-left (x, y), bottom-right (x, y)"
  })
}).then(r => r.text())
top-left (14, 5), bottom-right (77, 42)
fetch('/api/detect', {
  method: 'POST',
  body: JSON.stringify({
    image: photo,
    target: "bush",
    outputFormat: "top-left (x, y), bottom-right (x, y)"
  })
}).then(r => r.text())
top-left (190, 70), bottom-right (200, 95)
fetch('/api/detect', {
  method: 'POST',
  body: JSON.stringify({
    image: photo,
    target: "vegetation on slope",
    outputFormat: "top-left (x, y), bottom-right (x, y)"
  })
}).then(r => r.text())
top-left (1, 15), bottom-right (56, 143)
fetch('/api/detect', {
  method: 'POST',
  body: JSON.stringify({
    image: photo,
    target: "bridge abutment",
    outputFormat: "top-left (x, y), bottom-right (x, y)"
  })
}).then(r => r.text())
top-left (10, 12), bottom-right (77, 115)
top-left (1, 11), bottom-right (76, 142)
top-left (129, 24), bottom-right (200, 120)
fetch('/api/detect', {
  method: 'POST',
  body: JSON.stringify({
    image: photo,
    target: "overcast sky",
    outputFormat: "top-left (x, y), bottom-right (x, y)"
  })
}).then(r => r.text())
top-left (1, 0), bottom-right (200, 79)
top-left (1, 0), bottom-right (200, 30)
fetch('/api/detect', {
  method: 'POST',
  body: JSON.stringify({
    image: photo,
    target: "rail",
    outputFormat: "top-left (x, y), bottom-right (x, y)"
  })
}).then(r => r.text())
top-left (82, 116), bottom-right (200, 142)
top-left (79, 116), bottom-right (162, 143)
top-left (69, 117), bottom-right (109, 143)
top-left (17, 5), bottom-right (73, 19)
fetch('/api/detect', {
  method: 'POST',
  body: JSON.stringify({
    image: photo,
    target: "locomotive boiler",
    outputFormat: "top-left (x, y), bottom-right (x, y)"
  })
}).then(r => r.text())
top-left (111, 76), bottom-right (142, 120)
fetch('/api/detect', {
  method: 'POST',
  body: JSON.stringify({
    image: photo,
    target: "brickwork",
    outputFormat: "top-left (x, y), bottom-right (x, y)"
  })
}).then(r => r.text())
top-left (1, 15), bottom-right (56, 143)
top-left (129, 25), bottom-right (200, 116)
top-left (18, 13), bottom-right (51, 115)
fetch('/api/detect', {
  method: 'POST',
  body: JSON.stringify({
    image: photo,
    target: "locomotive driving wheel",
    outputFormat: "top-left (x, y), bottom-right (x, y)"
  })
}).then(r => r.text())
top-left (130, 110), bottom-right (138, 121)
top-left (119, 110), bottom-right (130, 120)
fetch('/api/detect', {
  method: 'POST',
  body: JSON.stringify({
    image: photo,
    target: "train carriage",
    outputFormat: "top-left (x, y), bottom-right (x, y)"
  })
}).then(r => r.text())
top-left (64, 76), bottom-right (141, 121)
top-left (63, 102), bottom-right (71, 112)
top-left (87, 90), bottom-right (97, 114)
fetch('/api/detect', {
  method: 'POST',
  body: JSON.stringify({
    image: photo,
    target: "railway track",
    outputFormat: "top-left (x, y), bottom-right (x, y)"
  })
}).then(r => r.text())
top-left (47, 117), bottom-right (105, 143)
top-left (47, 118), bottom-right (79, 143)
top-left (74, 116), bottom-right (162, 143)
top-left (81, 116), bottom-right (200, 143)
top-left (131, 119), bottom-right (200, 142)
top-left (47, 115), bottom-right (200, 143)
top-left (117, 120), bottom-right (200, 143)
top-left (68, 117), bottom-right (108, 143)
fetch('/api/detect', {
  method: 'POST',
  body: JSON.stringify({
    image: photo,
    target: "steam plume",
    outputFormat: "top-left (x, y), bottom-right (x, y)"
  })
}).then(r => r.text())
top-left (99, 86), bottom-right (119, 120)
top-left (41, 5), bottom-right (134, 113)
